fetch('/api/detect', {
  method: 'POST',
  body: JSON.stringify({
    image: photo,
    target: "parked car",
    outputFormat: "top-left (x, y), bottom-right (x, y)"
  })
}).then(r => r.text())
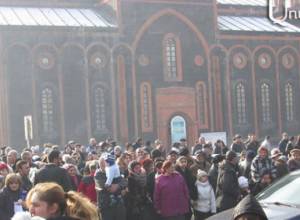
top-left (208, 170), bottom-right (300, 220)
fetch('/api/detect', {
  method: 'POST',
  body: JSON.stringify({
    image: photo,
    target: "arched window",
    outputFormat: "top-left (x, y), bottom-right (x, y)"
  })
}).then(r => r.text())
top-left (163, 33), bottom-right (182, 81)
top-left (140, 83), bottom-right (153, 131)
top-left (41, 88), bottom-right (54, 134)
top-left (170, 116), bottom-right (187, 144)
top-left (261, 83), bottom-right (271, 123)
top-left (236, 82), bottom-right (247, 124)
top-left (94, 87), bottom-right (106, 131)
top-left (285, 83), bottom-right (294, 121)
top-left (196, 81), bottom-right (208, 129)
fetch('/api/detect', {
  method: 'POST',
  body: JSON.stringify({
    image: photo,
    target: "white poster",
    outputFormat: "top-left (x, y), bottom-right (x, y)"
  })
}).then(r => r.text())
top-left (200, 132), bottom-right (227, 145)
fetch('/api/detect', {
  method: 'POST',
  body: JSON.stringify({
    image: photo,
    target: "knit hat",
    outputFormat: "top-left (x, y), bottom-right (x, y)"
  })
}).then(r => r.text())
top-left (238, 176), bottom-right (249, 189)
top-left (197, 169), bottom-right (208, 178)
top-left (0, 162), bottom-right (8, 171)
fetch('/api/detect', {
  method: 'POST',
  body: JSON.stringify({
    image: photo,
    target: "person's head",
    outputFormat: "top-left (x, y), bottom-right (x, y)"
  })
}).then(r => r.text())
top-left (154, 159), bottom-right (164, 174)
top-left (199, 137), bottom-right (206, 145)
top-left (282, 132), bottom-right (288, 140)
top-left (21, 151), bottom-right (32, 165)
top-left (291, 149), bottom-right (300, 160)
top-left (5, 173), bottom-right (21, 191)
top-left (180, 138), bottom-right (187, 147)
top-left (197, 169), bottom-right (208, 182)
top-left (0, 162), bottom-right (9, 177)
top-left (226, 151), bottom-right (238, 165)
top-left (142, 159), bottom-right (154, 174)
top-left (234, 134), bottom-right (242, 143)
top-left (62, 164), bottom-right (77, 177)
top-left (154, 139), bottom-right (163, 148)
top-left (176, 156), bottom-right (188, 169)
top-left (27, 183), bottom-right (98, 220)
top-left (167, 148), bottom-right (179, 163)
top-left (136, 137), bottom-right (143, 145)
top-left (270, 148), bottom-right (281, 161)
top-left (128, 160), bottom-right (142, 174)
top-left (125, 142), bottom-right (134, 152)
top-left (250, 134), bottom-right (257, 142)
top-left (48, 150), bottom-right (62, 166)
top-left (195, 150), bottom-right (206, 162)
top-left (203, 143), bottom-right (213, 156)
top-left (16, 160), bottom-right (30, 177)
top-left (114, 146), bottom-right (122, 158)
top-left (136, 148), bottom-right (145, 158)
top-left (162, 160), bottom-right (175, 175)
top-left (245, 150), bottom-right (256, 162)
top-left (7, 150), bottom-right (18, 165)
top-left (89, 138), bottom-right (97, 146)
top-left (238, 176), bottom-right (249, 190)
top-left (258, 146), bottom-right (268, 159)
top-left (260, 172), bottom-right (272, 187)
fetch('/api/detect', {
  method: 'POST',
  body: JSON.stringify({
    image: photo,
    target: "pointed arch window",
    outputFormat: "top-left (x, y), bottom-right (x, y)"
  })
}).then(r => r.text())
top-left (94, 86), bottom-right (106, 131)
top-left (196, 81), bottom-right (208, 129)
top-left (236, 82), bottom-right (247, 125)
top-left (285, 83), bottom-right (294, 121)
top-left (163, 33), bottom-right (182, 81)
top-left (42, 87), bottom-right (54, 134)
top-left (261, 83), bottom-right (271, 123)
top-left (141, 82), bottom-right (153, 131)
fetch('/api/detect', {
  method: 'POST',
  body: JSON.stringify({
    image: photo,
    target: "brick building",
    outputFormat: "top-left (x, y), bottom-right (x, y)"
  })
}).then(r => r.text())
top-left (0, 0), bottom-right (300, 148)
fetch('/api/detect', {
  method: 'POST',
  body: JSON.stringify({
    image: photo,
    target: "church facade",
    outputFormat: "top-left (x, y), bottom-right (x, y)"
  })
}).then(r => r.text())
top-left (0, 0), bottom-right (300, 148)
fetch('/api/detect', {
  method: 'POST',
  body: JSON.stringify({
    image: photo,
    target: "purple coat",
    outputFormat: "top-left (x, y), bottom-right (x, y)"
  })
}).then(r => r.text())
top-left (154, 172), bottom-right (190, 217)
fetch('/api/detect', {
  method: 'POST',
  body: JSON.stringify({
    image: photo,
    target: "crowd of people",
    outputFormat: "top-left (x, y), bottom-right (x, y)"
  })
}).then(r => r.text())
top-left (0, 132), bottom-right (300, 220)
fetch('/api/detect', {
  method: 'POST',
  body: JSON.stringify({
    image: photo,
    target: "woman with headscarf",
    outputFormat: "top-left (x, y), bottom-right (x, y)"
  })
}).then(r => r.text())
top-left (126, 160), bottom-right (153, 220)
top-left (154, 161), bottom-right (190, 220)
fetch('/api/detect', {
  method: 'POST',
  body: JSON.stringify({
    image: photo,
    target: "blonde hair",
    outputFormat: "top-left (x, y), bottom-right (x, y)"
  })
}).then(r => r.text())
top-left (26, 183), bottom-right (99, 220)
top-left (5, 173), bottom-right (22, 187)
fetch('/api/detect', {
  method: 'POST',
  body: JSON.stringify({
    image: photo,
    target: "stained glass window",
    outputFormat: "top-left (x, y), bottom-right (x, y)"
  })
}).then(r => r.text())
top-left (164, 36), bottom-right (178, 80)
top-left (285, 83), bottom-right (294, 121)
top-left (236, 83), bottom-right (247, 124)
top-left (42, 88), bottom-right (54, 134)
top-left (261, 83), bottom-right (271, 123)
top-left (94, 87), bottom-right (106, 131)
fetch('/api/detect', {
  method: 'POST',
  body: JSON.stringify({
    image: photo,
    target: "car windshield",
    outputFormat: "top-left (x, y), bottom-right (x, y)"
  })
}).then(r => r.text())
top-left (257, 172), bottom-right (300, 206)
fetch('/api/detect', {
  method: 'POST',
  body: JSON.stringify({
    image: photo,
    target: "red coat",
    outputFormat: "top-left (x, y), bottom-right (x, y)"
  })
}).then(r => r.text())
top-left (78, 173), bottom-right (97, 203)
top-left (154, 172), bottom-right (190, 217)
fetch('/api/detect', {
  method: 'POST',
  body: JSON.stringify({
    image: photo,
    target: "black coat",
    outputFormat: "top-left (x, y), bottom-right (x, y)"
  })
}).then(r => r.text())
top-left (175, 166), bottom-right (198, 201)
top-left (216, 162), bottom-right (240, 211)
top-left (34, 164), bottom-right (72, 192)
top-left (0, 187), bottom-right (21, 220)
top-left (208, 164), bottom-right (219, 193)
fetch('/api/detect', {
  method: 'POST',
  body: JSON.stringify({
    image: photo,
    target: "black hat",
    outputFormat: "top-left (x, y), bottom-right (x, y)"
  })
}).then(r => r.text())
top-left (226, 150), bottom-right (237, 162)
top-left (179, 147), bottom-right (189, 156)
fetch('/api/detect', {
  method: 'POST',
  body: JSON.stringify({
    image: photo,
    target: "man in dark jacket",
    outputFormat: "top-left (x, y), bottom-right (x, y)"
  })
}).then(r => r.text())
top-left (16, 160), bottom-right (32, 192)
top-left (216, 151), bottom-right (240, 212)
top-left (279, 132), bottom-right (289, 155)
top-left (34, 150), bottom-right (72, 192)
top-left (246, 134), bottom-right (260, 156)
top-left (231, 135), bottom-right (245, 154)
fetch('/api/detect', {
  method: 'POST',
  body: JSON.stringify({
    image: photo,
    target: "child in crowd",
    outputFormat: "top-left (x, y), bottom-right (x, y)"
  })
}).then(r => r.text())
top-left (193, 169), bottom-right (216, 220)
top-left (0, 174), bottom-right (25, 220)
top-left (103, 153), bottom-right (122, 205)
top-left (238, 176), bottom-right (250, 199)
